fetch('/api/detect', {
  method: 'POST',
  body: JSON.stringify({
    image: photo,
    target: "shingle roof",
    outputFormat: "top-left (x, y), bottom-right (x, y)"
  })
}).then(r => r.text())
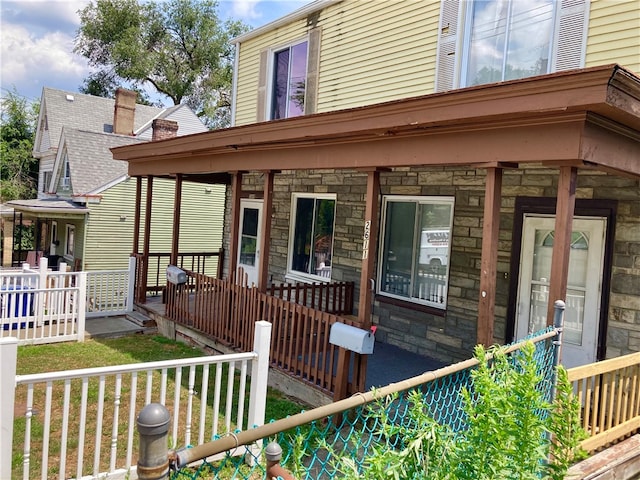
top-left (42, 87), bottom-right (163, 146)
top-left (63, 129), bottom-right (145, 194)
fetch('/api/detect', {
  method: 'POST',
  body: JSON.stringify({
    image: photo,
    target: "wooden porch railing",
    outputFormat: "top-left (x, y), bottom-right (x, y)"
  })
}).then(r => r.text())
top-left (267, 280), bottom-right (354, 316)
top-left (165, 270), bottom-right (364, 396)
top-left (132, 250), bottom-right (224, 303)
top-left (568, 351), bottom-right (640, 453)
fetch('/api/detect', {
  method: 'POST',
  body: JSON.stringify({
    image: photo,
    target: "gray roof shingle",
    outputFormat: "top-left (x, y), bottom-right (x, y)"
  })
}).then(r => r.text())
top-left (63, 129), bottom-right (145, 194)
top-left (42, 87), bottom-right (163, 147)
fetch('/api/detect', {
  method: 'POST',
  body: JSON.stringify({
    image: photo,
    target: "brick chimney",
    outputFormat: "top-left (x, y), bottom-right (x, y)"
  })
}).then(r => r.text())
top-left (152, 119), bottom-right (179, 141)
top-left (113, 88), bottom-right (137, 135)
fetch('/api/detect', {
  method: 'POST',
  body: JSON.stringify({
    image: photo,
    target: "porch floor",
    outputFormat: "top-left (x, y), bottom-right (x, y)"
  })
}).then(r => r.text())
top-left (89, 295), bottom-right (446, 391)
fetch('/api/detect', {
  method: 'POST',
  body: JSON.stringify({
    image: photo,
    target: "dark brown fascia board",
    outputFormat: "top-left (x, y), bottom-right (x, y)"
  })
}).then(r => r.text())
top-left (112, 65), bottom-right (635, 162)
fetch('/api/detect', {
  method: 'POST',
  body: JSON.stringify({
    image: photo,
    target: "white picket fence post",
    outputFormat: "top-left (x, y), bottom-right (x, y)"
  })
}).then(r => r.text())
top-left (126, 256), bottom-right (136, 313)
top-left (76, 272), bottom-right (87, 342)
top-left (0, 337), bottom-right (18, 480)
top-left (36, 258), bottom-right (48, 327)
top-left (245, 320), bottom-right (272, 464)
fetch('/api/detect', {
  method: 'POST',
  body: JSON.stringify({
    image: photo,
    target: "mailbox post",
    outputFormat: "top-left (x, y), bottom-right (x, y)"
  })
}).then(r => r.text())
top-left (329, 323), bottom-right (375, 402)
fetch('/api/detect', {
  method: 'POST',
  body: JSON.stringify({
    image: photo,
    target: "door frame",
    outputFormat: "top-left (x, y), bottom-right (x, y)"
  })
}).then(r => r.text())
top-left (506, 197), bottom-right (617, 361)
top-left (237, 199), bottom-right (263, 287)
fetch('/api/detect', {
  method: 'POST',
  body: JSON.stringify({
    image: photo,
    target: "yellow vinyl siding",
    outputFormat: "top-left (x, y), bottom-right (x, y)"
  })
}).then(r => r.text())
top-left (234, 1), bottom-right (441, 125)
top-left (83, 178), bottom-right (225, 272)
top-left (317, 1), bottom-right (439, 112)
top-left (586, 0), bottom-right (640, 74)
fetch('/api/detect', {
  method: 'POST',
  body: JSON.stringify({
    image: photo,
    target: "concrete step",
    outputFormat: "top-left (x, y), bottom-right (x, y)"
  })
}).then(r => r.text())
top-left (126, 309), bottom-right (156, 328)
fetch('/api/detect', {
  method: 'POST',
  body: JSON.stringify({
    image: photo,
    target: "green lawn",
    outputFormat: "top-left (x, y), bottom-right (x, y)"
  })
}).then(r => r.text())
top-left (13, 334), bottom-right (308, 479)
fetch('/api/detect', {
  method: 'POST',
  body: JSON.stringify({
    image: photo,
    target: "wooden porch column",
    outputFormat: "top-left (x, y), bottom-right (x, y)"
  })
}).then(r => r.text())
top-left (477, 167), bottom-right (503, 347)
top-left (133, 176), bottom-right (142, 254)
top-left (547, 166), bottom-right (577, 325)
top-left (229, 172), bottom-right (243, 281)
top-left (170, 174), bottom-right (183, 266)
top-left (138, 175), bottom-right (153, 304)
top-left (258, 171), bottom-right (274, 292)
top-left (358, 170), bottom-right (381, 328)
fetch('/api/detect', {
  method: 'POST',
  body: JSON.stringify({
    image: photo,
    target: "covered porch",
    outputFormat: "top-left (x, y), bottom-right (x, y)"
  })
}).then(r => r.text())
top-left (113, 65), bottom-right (640, 400)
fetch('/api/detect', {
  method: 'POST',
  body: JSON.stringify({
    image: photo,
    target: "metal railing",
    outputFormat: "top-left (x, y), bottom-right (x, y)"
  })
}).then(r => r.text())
top-left (156, 326), bottom-right (561, 480)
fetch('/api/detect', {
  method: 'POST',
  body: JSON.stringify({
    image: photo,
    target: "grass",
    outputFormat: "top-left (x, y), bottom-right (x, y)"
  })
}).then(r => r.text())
top-left (13, 334), bottom-right (308, 479)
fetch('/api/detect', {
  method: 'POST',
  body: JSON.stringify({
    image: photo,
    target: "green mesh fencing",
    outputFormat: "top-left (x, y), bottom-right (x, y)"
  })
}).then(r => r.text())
top-left (171, 327), bottom-right (559, 480)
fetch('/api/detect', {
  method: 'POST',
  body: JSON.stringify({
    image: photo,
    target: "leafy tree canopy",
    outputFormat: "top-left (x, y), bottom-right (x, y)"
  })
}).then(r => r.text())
top-left (74, 0), bottom-right (250, 128)
top-left (0, 88), bottom-right (39, 201)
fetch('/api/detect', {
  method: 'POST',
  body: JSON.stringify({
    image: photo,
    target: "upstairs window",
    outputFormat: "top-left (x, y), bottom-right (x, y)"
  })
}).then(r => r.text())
top-left (288, 194), bottom-right (336, 281)
top-left (42, 171), bottom-right (52, 193)
top-left (436, 0), bottom-right (589, 91)
top-left (461, 0), bottom-right (554, 86)
top-left (378, 196), bottom-right (454, 309)
top-left (61, 152), bottom-right (71, 190)
top-left (271, 41), bottom-right (308, 119)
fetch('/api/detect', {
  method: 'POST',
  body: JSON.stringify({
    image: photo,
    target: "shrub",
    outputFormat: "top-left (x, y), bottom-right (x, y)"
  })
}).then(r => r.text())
top-left (331, 341), bottom-right (586, 480)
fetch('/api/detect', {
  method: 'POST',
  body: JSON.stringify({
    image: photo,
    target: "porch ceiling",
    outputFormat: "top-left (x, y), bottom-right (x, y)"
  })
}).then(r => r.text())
top-left (112, 65), bottom-right (640, 179)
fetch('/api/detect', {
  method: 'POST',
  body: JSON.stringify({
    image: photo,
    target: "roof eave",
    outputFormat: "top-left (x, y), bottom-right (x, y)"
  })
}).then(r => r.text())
top-left (231, 0), bottom-right (342, 44)
top-left (113, 65), bottom-right (638, 165)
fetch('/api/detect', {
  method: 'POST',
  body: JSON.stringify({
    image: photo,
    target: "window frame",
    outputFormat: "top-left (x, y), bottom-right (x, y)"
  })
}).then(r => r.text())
top-left (435, 0), bottom-right (589, 92)
top-left (377, 195), bottom-right (455, 309)
top-left (286, 192), bottom-right (337, 283)
top-left (459, 0), bottom-right (557, 88)
top-left (64, 224), bottom-right (75, 259)
top-left (267, 37), bottom-right (309, 120)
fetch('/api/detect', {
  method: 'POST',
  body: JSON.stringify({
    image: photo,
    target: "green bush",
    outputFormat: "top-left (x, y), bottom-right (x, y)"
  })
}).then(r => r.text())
top-left (331, 341), bottom-right (586, 480)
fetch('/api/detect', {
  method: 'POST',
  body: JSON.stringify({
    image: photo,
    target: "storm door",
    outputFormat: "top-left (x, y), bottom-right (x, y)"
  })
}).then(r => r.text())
top-left (237, 200), bottom-right (263, 287)
top-left (515, 215), bottom-right (606, 368)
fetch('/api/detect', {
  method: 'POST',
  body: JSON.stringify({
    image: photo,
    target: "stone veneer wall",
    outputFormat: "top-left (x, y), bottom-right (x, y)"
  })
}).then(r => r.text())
top-left (220, 167), bottom-right (639, 364)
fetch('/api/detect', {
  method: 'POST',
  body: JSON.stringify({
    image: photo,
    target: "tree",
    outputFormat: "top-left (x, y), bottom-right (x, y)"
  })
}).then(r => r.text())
top-left (0, 88), bottom-right (39, 201)
top-left (74, 0), bottom-right (250, 128)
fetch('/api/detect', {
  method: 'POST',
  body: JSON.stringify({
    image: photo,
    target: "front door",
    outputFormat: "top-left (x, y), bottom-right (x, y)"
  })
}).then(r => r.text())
top-left (515, 215), bottom-right (606, 368)
top-left (237, 200), bottom-right (263, 287)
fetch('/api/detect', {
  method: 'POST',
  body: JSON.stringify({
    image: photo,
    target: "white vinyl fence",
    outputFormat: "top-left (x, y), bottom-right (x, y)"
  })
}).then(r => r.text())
top-left (1, 258), bottom-right (86, 344)
top-left (1, 257), bottom-right (137, 344)
top-left (1, 321), bottom-right (272, 480)
top-left (86, 257), bottom-right (136, 318)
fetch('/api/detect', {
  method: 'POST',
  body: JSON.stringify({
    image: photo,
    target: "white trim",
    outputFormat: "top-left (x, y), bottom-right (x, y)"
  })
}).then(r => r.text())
top-left (65, 223), bottom-right (75, 259)
top-left (32, 93), bottom-right (47, 157)
top-left (231, 0), bottom-right (341, 44)
top-left (286, 192), bottom-right (336, 282)
top-left (49, 128), bottom-right (71, 194)
top-left (266, 36), bottom-right (310, 121)
top-left (87, 174), bottom-right (129, 195)
top-left (231, 42), bottom-right (240, 127)
top-left (377, 195), bottom-right (455, 309)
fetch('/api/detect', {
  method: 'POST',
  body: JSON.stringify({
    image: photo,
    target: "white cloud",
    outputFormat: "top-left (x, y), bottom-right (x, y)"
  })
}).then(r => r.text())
top-left (0, 21), bottom-right (89, 99)
top-left (230, 0), bottom-right (262, 21)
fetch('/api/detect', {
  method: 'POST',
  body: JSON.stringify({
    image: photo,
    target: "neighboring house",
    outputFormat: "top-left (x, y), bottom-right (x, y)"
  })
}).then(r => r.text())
top-left (5, 88), bottom-right (225, 272)
top-left (113, 0), bottom-right (640, 370)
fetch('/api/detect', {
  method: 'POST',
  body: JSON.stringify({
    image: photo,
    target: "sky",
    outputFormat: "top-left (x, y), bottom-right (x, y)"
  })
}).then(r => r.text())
top-left (0, 0), bottom-right (309, 104)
